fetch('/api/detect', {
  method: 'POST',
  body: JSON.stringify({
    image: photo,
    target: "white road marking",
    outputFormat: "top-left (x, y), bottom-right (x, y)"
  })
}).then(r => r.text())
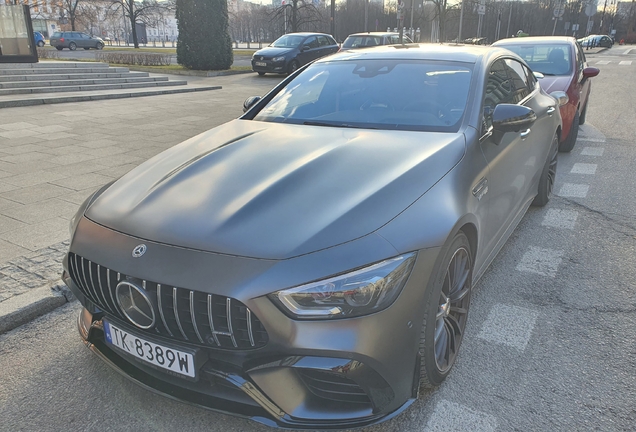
top-left (623, 49), bottom-right (633, 55)
top-left (559, 183), bottom-right (589, 198)
top-left (477, 304), bottom-right (540, 350)
top-left (596, 60), bottom-right (611, 65)
top-left (516, 246), bottom-right (563, 277)
top-left (619, 60), bottom-right (632, 65)
top-left (581, 147), bottom-right (605, 156)
top-left (577, 137), bottom-right (606, 142)
top-left (542, 208), bottom-right (579, 229)
top-left (426, 400), bottom-right (498, 432)
top-left (571, 163), bottom-right (597, 175)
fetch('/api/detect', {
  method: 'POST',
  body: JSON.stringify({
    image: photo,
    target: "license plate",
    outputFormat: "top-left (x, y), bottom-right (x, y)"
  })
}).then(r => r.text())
top-left (103, 320), bottom-right (196, 378)
top-left (255, 61), bottom-right (266, 67)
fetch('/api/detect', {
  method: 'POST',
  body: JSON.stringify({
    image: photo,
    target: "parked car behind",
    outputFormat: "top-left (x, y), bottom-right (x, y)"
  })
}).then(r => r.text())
top-left (493, 36), bottom-right (599, 152)
top-left (33, 31), bottom-right (45, 47)
top-left (577, 34), bottom-right (614, 48)
top-left (251, 32), bottom-right (339, 75)
top-left (340, 32), bottom-right (413, 51)
top-left (66, 43), bottom-right (562, 429)
top-left (50, 31), bottom-right (104, 51)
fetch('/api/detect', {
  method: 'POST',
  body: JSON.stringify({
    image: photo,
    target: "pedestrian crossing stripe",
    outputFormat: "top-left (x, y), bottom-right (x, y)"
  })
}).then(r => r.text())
top-left (596, 60), bottom-right (633, 65)
top-left (619, 61), bottom-right (632, 65)
top-left (596, 60), bottom-right (611, 64)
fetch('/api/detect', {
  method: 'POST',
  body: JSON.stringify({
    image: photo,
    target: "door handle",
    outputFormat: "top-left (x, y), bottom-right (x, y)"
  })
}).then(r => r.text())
top-left (547, 106), bottom-right (556, 115)
top-left (520, 129), bottom-right (531, 138)
top-left (472, 178), bottom-right (488, 201)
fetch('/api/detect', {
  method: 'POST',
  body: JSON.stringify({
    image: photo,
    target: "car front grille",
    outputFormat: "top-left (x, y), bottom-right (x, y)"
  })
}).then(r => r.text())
top-left (298, 369), bottom-right (371, 404)
top-left (68, 252), bottom-right (268, 350)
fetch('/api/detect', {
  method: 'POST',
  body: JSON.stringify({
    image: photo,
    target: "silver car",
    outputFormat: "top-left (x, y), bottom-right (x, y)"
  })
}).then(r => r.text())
top-left (64, 44), bottom-right (562, 428)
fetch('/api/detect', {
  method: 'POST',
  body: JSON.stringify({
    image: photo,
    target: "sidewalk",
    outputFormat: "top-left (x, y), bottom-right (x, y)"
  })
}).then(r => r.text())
top-left (0, 71), bottom-right (282, 334)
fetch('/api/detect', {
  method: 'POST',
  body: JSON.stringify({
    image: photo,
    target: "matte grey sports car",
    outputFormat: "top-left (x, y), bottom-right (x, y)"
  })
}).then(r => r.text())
top-left (64, 44), bottom-right (563, 428)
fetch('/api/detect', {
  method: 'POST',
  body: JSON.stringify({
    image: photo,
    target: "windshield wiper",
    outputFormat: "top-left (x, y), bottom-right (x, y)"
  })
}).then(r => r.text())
top-left (303, 121), bottom-right (380, 129)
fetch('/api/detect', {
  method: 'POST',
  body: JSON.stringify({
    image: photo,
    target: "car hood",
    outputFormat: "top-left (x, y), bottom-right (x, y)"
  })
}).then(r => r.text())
top-left (86, 120), bottom-right (465, 259)
top-left (537, 75), bottom-right (571, 93)
top-left (254, 47), bottom-right (295, 57)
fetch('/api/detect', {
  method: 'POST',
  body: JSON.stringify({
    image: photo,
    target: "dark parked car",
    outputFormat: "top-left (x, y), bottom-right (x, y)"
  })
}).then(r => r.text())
top-left (50, 31), bottom-right (104, 51)
top-left (494, 36), bottom-right (599, 152)
top-left (33, 31), bottom-right (45, 47)
top-left (340, 32), bottom-right (413, 51)
top-left (65, 44), bottom-right (562, 429)
top-left (251, 32), bottom-right (338, 75)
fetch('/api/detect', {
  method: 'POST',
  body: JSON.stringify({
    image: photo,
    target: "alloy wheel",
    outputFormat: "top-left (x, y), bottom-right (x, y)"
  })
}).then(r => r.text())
top-left (434, 246), bottom-right (471, 373)
top-left (547, 145), bottom-right (558, 197)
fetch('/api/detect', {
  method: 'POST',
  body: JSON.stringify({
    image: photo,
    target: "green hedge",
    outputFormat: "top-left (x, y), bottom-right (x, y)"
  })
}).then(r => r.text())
top-left (176, 0), bottom-right (233, 70)
top-left (95, 52), bottom-right (172, 66)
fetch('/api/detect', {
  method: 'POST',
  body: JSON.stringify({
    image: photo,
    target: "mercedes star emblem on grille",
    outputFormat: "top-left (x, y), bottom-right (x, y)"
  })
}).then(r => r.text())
top-left (115, 281), bottom-right (156, 329)
top-left (132, 244), bottom-right (147, 258)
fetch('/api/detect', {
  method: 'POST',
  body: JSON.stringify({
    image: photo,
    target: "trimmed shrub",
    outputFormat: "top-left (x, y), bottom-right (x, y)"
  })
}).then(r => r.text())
top-left (95, 52), bottom-right (172, 66)
top-left (176, 0), bottom-right (233, 70)
top-left (36, 48), bottom-right (60, 59)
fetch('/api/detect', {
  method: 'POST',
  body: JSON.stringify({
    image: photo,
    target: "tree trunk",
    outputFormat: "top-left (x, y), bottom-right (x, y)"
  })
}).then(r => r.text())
top-left (292, 0), bottom-right (298, 32)
top-left (129, 1), bottom-right (139, 48)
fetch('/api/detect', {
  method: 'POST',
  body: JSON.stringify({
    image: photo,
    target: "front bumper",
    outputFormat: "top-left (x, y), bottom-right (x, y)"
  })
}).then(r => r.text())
top-left (64, 217), bottom-right (442, 428)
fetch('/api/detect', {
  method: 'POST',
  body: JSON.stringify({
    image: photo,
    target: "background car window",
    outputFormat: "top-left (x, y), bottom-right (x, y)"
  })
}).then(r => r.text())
top-left (483, 59), bottom-right (513, 133)
top-left (254, 60), bottom-right (472, 132)
top-left (504, 59), bottom-right (531, 102)
top-left (305, 36), bottom-right (319, 49)
top-left (52, 32), bottom-right (61, 37)
top-left (343, 36), bottom-right (381, 48)
top-left (271, 34), bottom-right (305, 48)
top-left (523, 64), bottom-right (537, 90)
top-left (317, 36), bottom-right (330, 47)
top-left (497, 44), bottom-right (572, 76)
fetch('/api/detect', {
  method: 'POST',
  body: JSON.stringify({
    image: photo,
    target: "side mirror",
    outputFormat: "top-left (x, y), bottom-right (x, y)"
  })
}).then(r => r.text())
top-left (533, 71), bottom-right (545, 79)
top-left (492, 104), bottom-right (537, 133)
top-left (243, 96), bottom-right (261, 113)
top-left (301, 44), bottom-right (311, 52)
top-left (583, 67), bottom-right (600, 78)
top-left (550, 91), bottom-right (569, 106)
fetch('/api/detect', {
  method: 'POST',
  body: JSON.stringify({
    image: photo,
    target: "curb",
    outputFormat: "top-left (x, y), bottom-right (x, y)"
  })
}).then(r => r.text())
top-left (123, 66), bottom-right (254, 77)
top-left (0, 85), bottom-right (222, 108)
top-left (0, 282), bottom-right (74, 335)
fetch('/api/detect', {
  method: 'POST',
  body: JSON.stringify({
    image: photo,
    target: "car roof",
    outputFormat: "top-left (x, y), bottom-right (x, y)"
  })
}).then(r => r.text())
top-left (284, 32), bottom-right (333, 37)
top-left (346, 32), bottom-right (399, 37)
top-left (494, 36), bottom-right (577, 45)
top-left (317, 43), bottom-right (512, 64)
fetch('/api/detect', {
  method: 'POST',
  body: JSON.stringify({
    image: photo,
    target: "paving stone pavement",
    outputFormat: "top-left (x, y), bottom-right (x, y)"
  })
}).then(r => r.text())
top-left (0, 72), bottom-right (281, 304)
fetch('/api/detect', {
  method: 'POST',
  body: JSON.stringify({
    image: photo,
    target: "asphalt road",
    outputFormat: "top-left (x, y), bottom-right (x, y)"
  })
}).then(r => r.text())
top-left (1, 47), bottom-right (635, 431)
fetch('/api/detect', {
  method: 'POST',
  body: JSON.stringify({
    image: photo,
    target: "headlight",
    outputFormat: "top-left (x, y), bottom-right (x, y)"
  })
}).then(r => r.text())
top-left (272, 56), bottom-right (286, 62)
top-left (270, 253), bottom-right (416, 319)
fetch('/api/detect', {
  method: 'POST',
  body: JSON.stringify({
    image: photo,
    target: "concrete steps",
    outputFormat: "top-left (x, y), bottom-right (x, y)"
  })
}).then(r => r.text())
top-left (0, 61), bottom-right (220, 107)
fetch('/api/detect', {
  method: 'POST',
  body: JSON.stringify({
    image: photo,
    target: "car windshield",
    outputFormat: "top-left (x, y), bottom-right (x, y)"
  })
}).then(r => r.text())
top-left (271, 34), bottom-right (306, 48)
top-left (500, 44), bottom-right (572, 75)
top-left (253, 59), bottom-right (472, 133)
top-left (343, 36), bottom-right (384, 48)
top-left (52, 32), bottom-right (61, 37)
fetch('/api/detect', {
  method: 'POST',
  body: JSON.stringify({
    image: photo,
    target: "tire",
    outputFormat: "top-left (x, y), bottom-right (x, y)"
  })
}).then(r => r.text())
top-left (559, 111), bottom-right (579, 152)
top-left (419, 231), bottom-right (473, 390)
top-left (579, 102), bottom-right (587, 125)
top-left (257, 72), bottom-right (265, 76)
top-left (96, 42), bottom-right (104, 50)
top-left (37, 41), bottom-right (44, 47)
top-left (69, 42), bottom-right (77, 51)
top-left (532, 133), bottom-right (558, 207)
top-left (288, 60), bottom-right (299, 75)
top-left (55, 46), bottom-right (63, 51)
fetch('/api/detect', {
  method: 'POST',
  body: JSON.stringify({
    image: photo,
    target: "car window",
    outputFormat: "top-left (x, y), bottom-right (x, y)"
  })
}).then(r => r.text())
top-left (343, 36), bottom-right (382, 48)
top-left (504, 59), bottom-right (531, 102)
top-left (305, 36), bottom-right (319, 49)
top-left (326, 36), bottom-right (337, 46)
top-left (52, 32), bottom-right (61, 38)
top-left (497, 43), bottom-right (572, 76)
top-left (271, 34), bottom-right (306, 48)
top-left (523, 64), bottom-right (537, 90)
top-left (253, 60), bottom-right (472, 133)
top-left (483, 59), bottom-right (514, 133)
top-left (317, 36), bottom-right (330, 47)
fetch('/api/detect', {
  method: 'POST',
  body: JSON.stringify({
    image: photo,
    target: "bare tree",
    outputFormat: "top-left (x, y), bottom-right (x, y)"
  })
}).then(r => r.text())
top-left (107, 0), bottom-right (174, 48)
